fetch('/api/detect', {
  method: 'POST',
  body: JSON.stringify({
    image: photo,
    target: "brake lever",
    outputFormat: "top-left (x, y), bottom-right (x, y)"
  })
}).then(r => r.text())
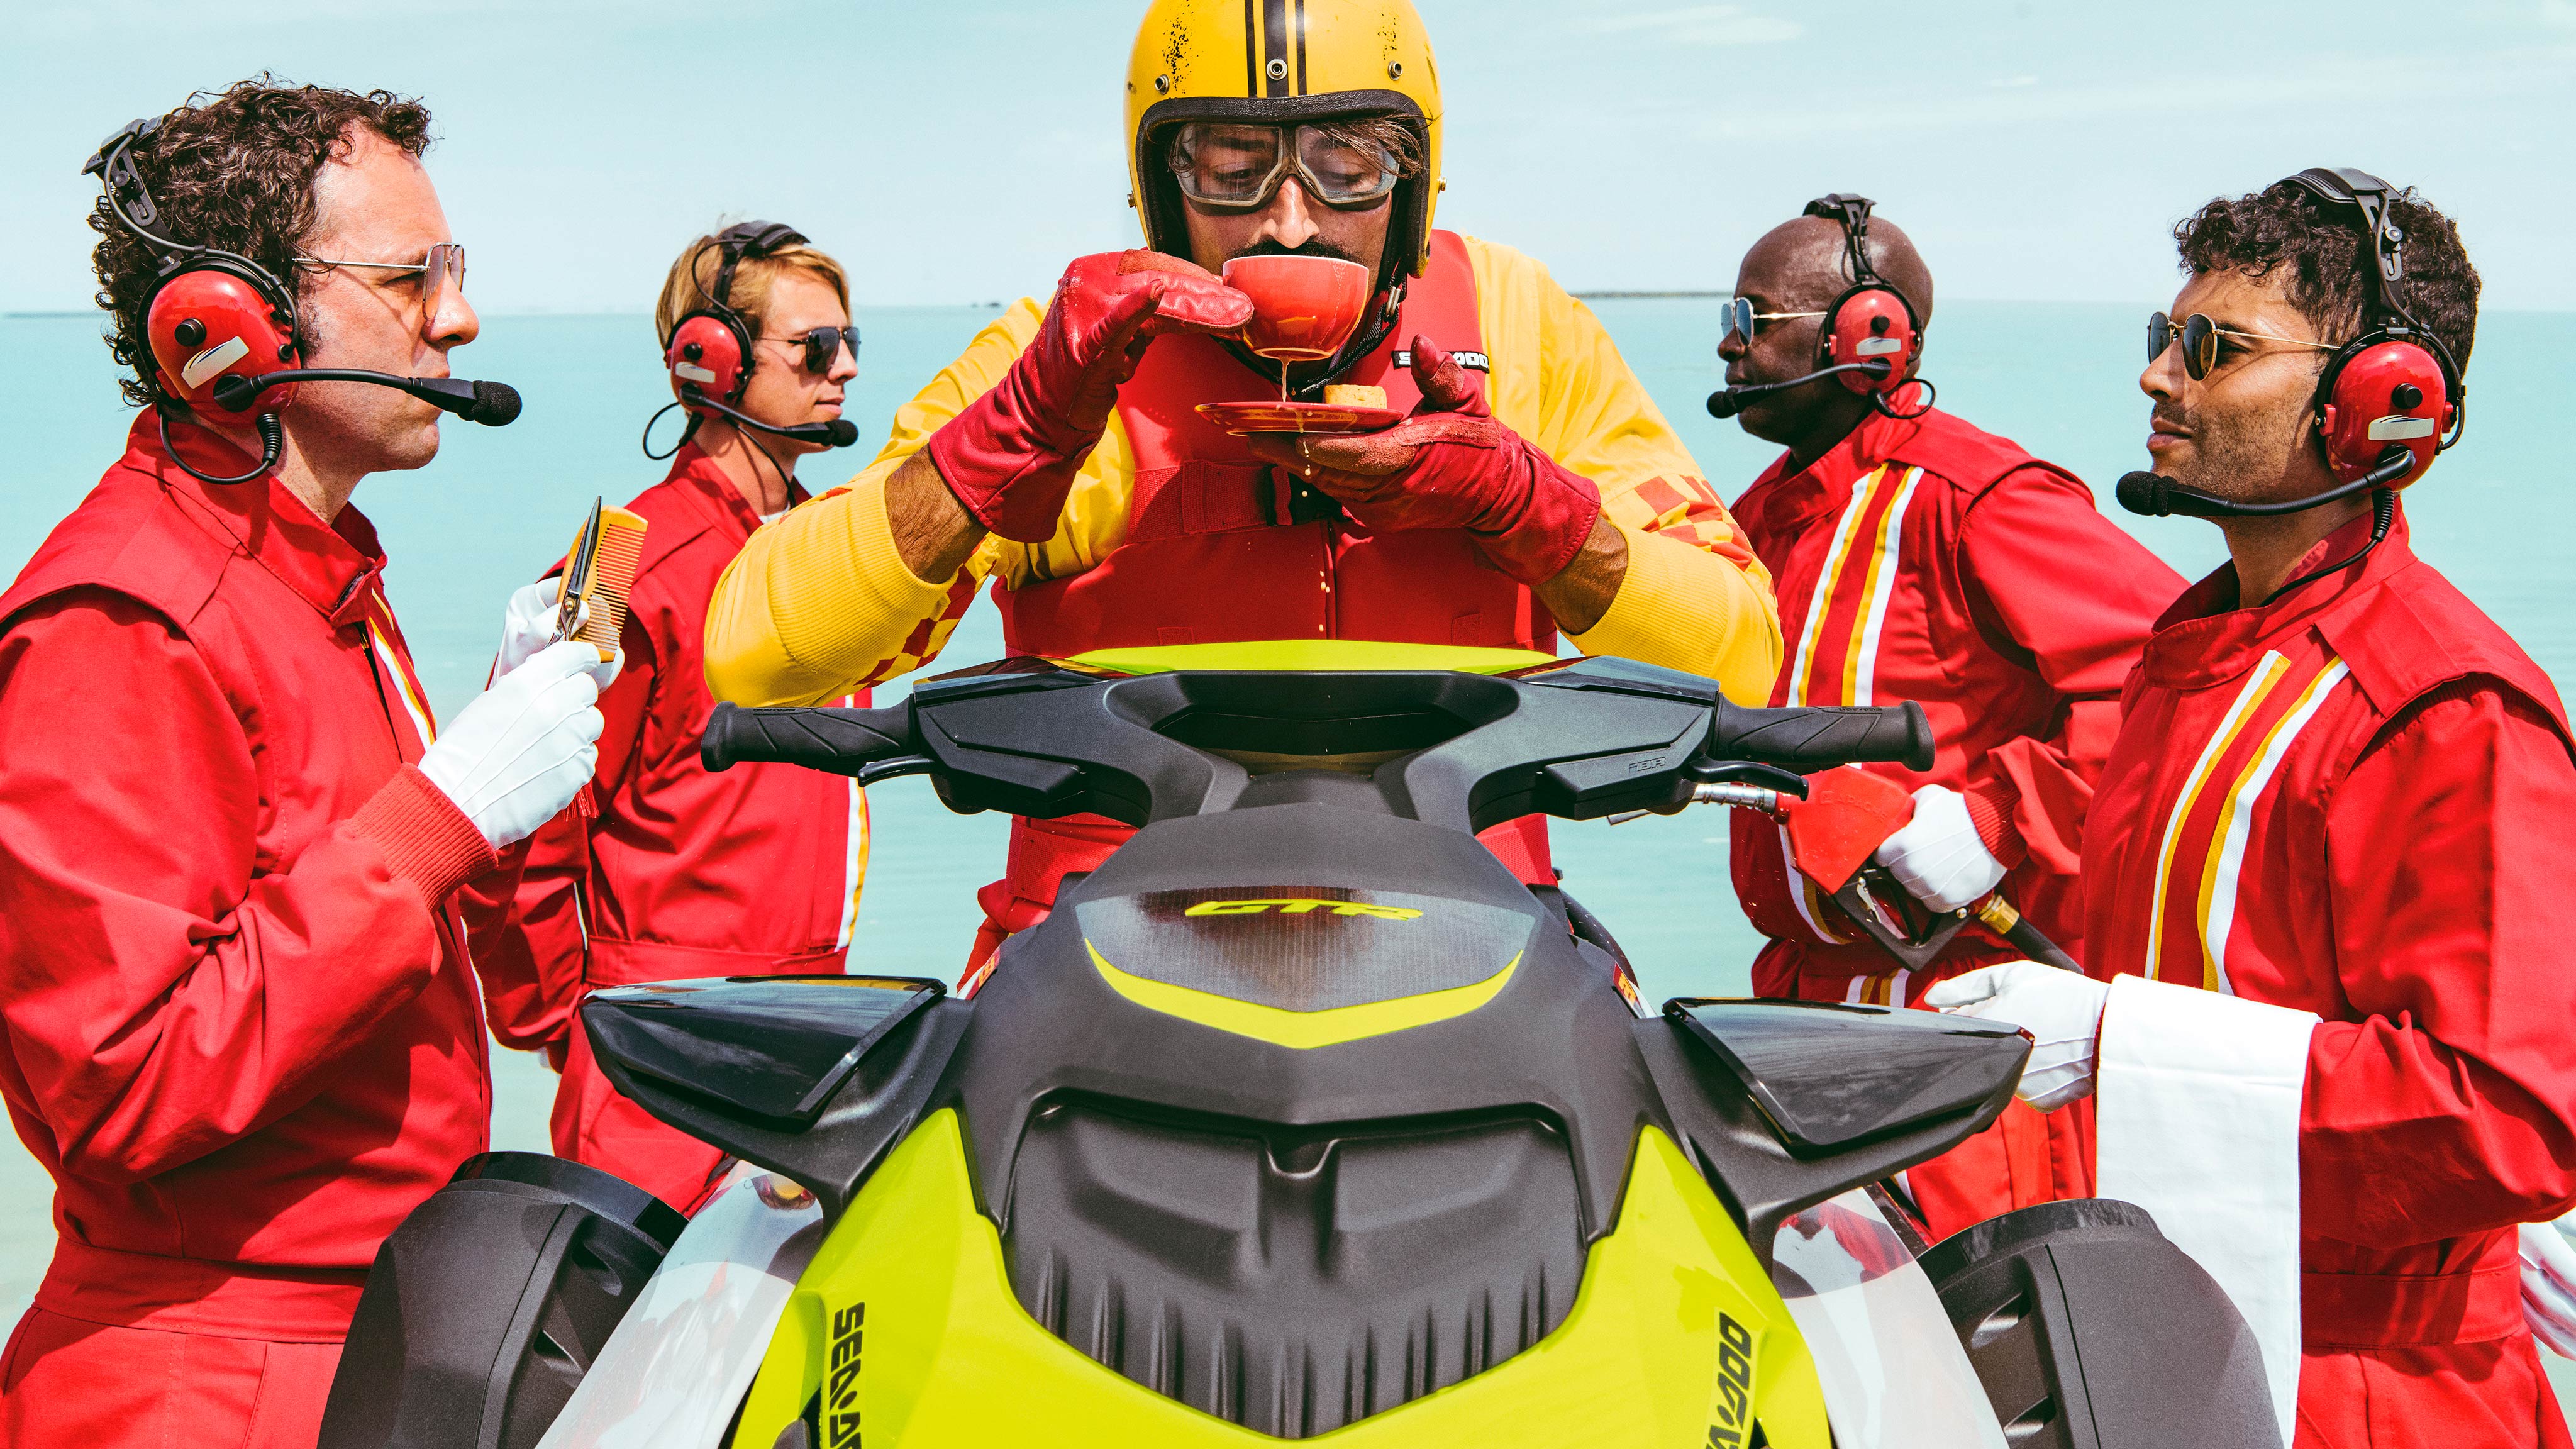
top-left (1606, 759), bottom-right (1810, 824)
top-left (855, 754), bottom-right (940, 787)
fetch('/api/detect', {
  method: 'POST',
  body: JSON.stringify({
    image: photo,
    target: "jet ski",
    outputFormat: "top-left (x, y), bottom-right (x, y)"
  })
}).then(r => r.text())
top-left (316, 643), bottom-right (2280, 1448)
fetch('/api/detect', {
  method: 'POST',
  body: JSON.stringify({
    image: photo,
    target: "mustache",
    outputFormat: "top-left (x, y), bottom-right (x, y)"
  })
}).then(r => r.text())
top-left (1230, 237), bottom-right (1366, 265)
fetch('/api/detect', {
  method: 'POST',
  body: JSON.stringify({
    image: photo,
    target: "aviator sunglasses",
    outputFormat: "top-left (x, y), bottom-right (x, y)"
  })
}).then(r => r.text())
top-left (1721, 296), bottom-right (1825, 347)
top-left (2148, 310), bottom-right (2335, 380)
top-left (294, 242), bottom-right (467, 337)
top-left (761, 325), bottom-right (862, 375)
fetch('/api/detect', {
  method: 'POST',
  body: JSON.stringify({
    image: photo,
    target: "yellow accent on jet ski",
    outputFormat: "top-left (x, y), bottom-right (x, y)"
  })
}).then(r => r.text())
top-left (735, 1112), bottom-right (1831, 1447)
top-left (1060, 638), bottom-right (1555, 675)
top-left (1087, 939), bottom-right (1512, 1048)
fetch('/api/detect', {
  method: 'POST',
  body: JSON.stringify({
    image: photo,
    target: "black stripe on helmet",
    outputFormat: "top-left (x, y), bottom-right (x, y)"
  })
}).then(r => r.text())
top-left (1263, 0), bottom-right (1291, 98)
top-left (1294, 0), bottom-right (1308, 95)
top-left (1241, 0), bottom-right (1258, 96)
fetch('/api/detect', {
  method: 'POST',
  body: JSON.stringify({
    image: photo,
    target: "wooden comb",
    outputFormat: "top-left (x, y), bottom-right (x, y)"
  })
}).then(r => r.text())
top-left (556, 497), bottom-right (648, 661)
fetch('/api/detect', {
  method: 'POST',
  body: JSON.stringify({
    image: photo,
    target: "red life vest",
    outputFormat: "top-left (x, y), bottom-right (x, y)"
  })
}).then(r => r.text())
top-left (967, 233), bottom-right (1555, 970)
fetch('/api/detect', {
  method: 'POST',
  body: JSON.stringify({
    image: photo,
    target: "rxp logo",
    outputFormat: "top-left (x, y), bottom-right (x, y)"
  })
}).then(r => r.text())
top-left (1184, 899), bottom-right (1423, 921)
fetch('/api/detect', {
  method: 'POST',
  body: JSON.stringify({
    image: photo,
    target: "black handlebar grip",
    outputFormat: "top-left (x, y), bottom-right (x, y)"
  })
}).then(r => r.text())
top-left (1707, 698), bottom-right (1935, 773)
top-left (700, 702), bottom-right (916, 775)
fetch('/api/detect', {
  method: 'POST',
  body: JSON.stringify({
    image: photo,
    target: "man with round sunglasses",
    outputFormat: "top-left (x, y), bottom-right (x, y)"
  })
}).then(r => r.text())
top-left (469, 226), bottom-right (874, 1213)
top-left (0, 82), bottom-right (611, 1448)
top-left (1712, 199), bottom-right (2182, 1241)
top-left (706, 0), bottom-right (1781, 979)
top-left (1929, 173), bottom-right (2576, 1445)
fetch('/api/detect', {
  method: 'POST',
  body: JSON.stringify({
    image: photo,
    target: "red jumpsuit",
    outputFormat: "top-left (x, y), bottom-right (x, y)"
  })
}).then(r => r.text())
top-left (470, 446), bottom-right (869, 1211)
top-left (0, 418), bottom-right (504, 1448)
top-left (1727, 405), bottom-right (2181, 1236)
top-left (2082, 507), bottom-right (2576, 1447)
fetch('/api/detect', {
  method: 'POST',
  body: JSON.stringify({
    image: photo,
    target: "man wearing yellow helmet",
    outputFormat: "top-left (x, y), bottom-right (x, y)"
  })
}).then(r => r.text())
top-left (705, 0), bottom-right (1782, 975)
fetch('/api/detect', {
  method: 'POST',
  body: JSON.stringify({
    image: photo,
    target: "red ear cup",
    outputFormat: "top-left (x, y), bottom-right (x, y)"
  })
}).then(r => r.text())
top-left (1821, 284), bottom-right (1918, 397)
top-left (666, 312), bottom-right (751, 408)
top-left (147, 265), bottom-right (299, 413)
top-left (2316, 338), bottom-right (2453, 486)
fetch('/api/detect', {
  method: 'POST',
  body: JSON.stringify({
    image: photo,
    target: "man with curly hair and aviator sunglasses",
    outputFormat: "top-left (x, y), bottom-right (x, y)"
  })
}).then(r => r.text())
top-left (704, 0), bottom-right (1783, 983)
top-left (1929, 173), bottom-right (2576, 1447)
top-left (0, 81), bottom-right (613, 1447)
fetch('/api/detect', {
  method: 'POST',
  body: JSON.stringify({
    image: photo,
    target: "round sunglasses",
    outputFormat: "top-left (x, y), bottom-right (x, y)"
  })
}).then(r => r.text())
top-left (2148, 310), bottom-right (2334, 380)
top-left (761, 325), bottom-right (862, 375)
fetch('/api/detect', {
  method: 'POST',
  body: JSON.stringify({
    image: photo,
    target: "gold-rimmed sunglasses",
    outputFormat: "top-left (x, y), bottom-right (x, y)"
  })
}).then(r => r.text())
top-left (2148, 309), bottom-right (2334, 380)
top-left (295, 242), bottom-right (466, 331)
top-left (1723, 297), bottom-right (1826, 345)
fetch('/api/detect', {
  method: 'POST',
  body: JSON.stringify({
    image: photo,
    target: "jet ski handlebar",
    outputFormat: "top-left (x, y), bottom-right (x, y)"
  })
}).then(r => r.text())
top-left (699, 658), bottom-right (1939, 833)
top-left (701, 702), bottom-right (920, 778)
top-left (1707, 698), bottom-right (1934, 774)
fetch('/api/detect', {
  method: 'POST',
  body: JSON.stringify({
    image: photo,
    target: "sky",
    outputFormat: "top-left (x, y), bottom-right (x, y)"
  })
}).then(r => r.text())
top-left (4, 1), bottom-right (2572, 315)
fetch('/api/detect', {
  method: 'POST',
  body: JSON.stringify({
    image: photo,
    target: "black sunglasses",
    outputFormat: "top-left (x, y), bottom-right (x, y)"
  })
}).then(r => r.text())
top-left (762, 325), bottom-right (862, 375)
top-left (2148, 311), bottom-right (2333, 381)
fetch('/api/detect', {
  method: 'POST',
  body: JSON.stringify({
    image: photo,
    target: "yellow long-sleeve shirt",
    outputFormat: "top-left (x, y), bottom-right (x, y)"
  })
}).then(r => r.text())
top-left (706, 235), bottom-right (1781, 706)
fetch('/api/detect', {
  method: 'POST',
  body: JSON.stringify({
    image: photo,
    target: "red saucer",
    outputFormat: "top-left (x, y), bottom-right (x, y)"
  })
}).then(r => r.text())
top-left (1196, 400), bottom-right (1405, 437)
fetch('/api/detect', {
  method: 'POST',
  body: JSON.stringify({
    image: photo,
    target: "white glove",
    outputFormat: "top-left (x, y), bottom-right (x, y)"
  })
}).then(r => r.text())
top-left (421, 640), bottom-right (610, 849)
top-left (496, 579), bottom-right (564, 680)
top-left (1874, 784), bottom-right (2007, 913)
top-left (496, 579), bottom-right (619, 688)
top-left (2521, 1215), bottom-right (2576, 1358)
top-left (1925, 960), bottom-right (2109, 1111)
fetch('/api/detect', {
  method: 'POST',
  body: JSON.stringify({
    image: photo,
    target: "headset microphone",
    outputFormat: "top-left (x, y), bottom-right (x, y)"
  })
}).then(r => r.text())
top-left (1707, 360), bottom-right (1890, 419)
top-left (2116, 446), bottom-right (2414, 520)
top-left (680, 388), bottom-right (857, 448)
top-left (211, 370), bottom-right (521, 426)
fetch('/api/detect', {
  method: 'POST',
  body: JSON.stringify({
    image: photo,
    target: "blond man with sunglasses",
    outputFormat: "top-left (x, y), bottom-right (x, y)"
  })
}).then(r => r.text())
top-left (468, 226), bottom-right (876, 1213)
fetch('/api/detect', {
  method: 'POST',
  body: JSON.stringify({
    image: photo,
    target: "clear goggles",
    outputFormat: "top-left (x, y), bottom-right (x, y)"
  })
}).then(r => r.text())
top-left (295, 242), bottom-right (467, 336)
top-left (1167, 121), bottom-right (1404, 212)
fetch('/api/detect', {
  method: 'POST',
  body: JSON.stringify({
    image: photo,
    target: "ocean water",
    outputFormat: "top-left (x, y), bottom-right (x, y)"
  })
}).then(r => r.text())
top-left (1, 301), bottom-right (2569, 1355)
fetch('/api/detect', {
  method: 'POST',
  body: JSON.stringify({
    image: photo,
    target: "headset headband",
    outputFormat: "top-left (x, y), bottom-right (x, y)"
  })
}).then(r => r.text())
top-left (2277, 167), bottom-right (2416, 331)
top-left (1802, 192), bottom-right (1879, 287)
top-left (84, 116), bottom-right (275, 287)
top-left (703, 221), bottom-right (808, 313)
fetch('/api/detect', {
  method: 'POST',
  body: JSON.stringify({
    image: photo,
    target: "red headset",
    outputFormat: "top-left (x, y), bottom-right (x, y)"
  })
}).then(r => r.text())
top-left (664, 221), bottom-right (806, 410)
top-left (83, 115), bottom-right (519, 485)
top-left (2278, 167), bottom-right (2465, 487)
top-left (1802, 194), bottom-right (1932, 419)
top-left (84, 118), bottom-right (303, 480)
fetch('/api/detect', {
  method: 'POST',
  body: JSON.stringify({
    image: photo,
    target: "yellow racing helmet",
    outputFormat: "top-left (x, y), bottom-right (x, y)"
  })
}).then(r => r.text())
top-left (1124, 0), bottom-right (1443, 289)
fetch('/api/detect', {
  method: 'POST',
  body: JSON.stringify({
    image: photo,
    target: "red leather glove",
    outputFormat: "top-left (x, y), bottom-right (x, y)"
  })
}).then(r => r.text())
top-left (1245, 337), bottom-right (1602, 583)
top-left (927, 251), bottom-right (1253, 541)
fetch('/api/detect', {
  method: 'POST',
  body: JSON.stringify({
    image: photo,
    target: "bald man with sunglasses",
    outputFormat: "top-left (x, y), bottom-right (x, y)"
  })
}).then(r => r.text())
top-left (1714, 197), bottom-right (2184, 1240)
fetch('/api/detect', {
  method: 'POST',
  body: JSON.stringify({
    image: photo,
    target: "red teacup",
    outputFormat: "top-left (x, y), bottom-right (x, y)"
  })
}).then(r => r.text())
top-left (1221, 254), bottom-right (1371, 362)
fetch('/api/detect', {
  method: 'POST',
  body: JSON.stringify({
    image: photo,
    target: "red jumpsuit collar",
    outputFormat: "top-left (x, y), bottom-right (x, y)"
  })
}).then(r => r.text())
top-left (2141, 502), bottom-right (2416, 691)
top-left (125, 413), bottom-right (389, 628)
top-left (1735, 406), bottom-right (1929, 534)
top-left (660, 441), bottom-right (813, 544)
